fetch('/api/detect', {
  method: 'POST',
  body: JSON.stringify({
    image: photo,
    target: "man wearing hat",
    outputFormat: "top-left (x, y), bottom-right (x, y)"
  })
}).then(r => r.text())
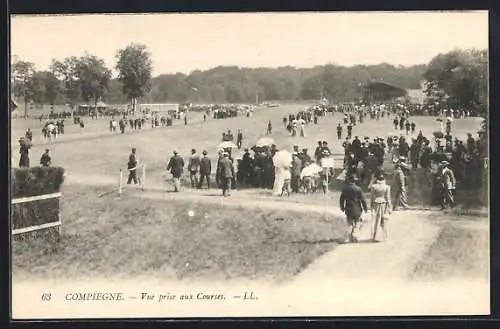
top-left (336, 123), bottom-right (343, 140)
top-left (25, 128), bottom-right (33, 144)
top-left (314, 141), bottom-right (323, 163)
top-left (346, 123), bottom-right (353, 139)
top-left (40, 149), bottom-right (52, 167)
top-left (188, 148), bottom-right (201, 188)
top-left (166, 150), bottom-right (185, 192)
top-left (340, 175), bottom-right (368, 243)
top-left (198, 150), bottom-right (211, 189)
top-left (409, 138), bottom-right (420, 169)
top-left (300, 148), bottom-right (312, 169)
top-left (438, 160), bottom-right (456, 210)
top-left (291, 152), bottom-right (302, 193)
top-left (18, 137), bottom-right (31, 168)
top-left (218, 152), bottom-right (234, 197)
top-left (236, 129), bottom-right (243, 149)
top-left (127, 147), bottom-right (139, 185)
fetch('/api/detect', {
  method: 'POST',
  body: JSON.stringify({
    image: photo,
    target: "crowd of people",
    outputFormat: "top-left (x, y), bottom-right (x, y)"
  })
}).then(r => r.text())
top-left (119, 99), bottom-right (487, 209)
top-left (17, 97), bottom-right (487, 228)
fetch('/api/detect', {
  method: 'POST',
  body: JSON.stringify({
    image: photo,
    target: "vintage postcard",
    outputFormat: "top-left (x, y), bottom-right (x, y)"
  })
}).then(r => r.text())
top-left (10, 11), bottom-right (489, 319)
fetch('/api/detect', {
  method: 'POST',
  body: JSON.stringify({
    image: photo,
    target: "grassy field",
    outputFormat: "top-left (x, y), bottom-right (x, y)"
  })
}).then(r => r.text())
top-left (10, 103), bottom-right (486, 282)
top-left (11, 103), bottom-right (483, 182)
top-left (12, 184), bottom-right (346, 283)
top-left (410, 212), bottom-right (489, 281)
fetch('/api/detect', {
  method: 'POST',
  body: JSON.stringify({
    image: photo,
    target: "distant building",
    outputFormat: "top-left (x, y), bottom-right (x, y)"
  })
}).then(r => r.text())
top-left (362, 81), bottom-right (407, 103)
top-left (362, 80), bottom-right (425, 104)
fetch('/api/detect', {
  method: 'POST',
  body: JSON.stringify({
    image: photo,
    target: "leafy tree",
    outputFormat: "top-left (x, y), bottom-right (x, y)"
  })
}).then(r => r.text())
top-left (424, 49), bottom-right (487, 114)
top-left (39, 71), bottom-right (63, 106)
top-left (116, 43), bottom-right (153, 112)
top-left (76, 53), bottom-right (112, 107)
top-left (51, 56), bottom-right (82, 109)
top-left (29, 71), bottom-right (48, 106)
top-left (11, 60), bottom-right (36, 118)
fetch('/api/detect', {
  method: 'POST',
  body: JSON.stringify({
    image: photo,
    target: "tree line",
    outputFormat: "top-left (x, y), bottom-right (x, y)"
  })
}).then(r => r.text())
top-left (11, 44), bottom-right (487, 118)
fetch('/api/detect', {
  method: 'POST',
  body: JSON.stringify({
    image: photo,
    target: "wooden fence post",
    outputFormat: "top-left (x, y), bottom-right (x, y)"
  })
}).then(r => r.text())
top-left (141, 164), bottom-right (146, 191)
top-left (119, 169), bottom-right (123, 196)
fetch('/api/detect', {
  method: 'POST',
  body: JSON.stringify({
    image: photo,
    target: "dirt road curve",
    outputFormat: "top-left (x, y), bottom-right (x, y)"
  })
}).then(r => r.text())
top-left (137, 187), bottom-right (441, 282)
top-left (65, 174), bottom-right (441, 282)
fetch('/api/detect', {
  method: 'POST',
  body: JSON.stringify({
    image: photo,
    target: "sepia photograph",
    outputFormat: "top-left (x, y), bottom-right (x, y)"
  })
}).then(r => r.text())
top-left (10, 11), bottom-right (489, 318)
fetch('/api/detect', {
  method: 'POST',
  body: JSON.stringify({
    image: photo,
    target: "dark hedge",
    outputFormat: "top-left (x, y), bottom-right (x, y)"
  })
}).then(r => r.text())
top-left (11, 166), bottom-right (65, 198)
top-left (11, 167), bottom-right (65, 230)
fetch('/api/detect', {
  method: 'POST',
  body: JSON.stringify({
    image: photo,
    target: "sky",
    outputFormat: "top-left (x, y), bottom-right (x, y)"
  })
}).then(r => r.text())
top-left (10, 12), bottom-right (488, 77)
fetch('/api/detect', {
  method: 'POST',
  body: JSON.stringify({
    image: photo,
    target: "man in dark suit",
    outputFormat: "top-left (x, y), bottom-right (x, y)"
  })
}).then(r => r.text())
top-left (291, 153), bottom-right (302, 193)
top-left (127, 148), bottom-right (138, 185)
top-left (218, 152), bottom-right (234, 196)
top-left (340, 175), bottom-right (368, 243)
top-left (198, 150), bottom-right (211, 189)
top-left (40, 149), bottom-right (52, 167)
top-left (166, 150), bottom-right (184, 192)
top-left (240, 148), bottom-right (253, 187)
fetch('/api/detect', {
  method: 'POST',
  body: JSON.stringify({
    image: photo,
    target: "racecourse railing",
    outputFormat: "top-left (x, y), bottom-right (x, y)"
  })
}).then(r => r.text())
top-left (11, 192), bottom-right (62, 239)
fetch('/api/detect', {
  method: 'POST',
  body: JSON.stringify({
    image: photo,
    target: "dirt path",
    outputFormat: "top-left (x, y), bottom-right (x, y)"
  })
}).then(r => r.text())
top-left (64, 173), bottom-right (441, 282)
top-left (136, 187), bottom-right (441, 282)
top-left (293, 211), bottom-right (440, 283)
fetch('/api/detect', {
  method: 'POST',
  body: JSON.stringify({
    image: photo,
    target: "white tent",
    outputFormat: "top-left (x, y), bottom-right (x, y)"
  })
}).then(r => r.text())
top-left (96, 101), bottom-right (108, 108)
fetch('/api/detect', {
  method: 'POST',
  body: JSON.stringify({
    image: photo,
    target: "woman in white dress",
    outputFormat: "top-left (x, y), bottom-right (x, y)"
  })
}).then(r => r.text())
top-left (369, 172), bottom-right (392, 242)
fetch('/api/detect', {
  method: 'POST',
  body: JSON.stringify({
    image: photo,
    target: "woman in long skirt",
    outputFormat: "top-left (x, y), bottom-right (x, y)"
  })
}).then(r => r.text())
top-left (18, 138), bottom-right (30, 168)
top-left (369, 173), bottom-right (392, 242)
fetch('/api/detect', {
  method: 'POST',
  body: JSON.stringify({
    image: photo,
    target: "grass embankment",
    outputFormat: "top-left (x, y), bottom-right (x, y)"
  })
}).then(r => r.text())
top-left (12, 184), bottom-right (346, 283)
top-left (410, 212), bottom-right (489, 281)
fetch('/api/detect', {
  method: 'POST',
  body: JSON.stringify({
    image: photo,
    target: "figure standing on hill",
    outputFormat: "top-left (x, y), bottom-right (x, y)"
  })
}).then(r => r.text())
top-left (340, 175), bottom-right (368, 243)
top-left (167, 150), bottom-right (185, 192)
top-left (40, 149), bottom-right (52, 167)
top-left (198, 150), bottom-right (211, 189)
top-left (184, 115), bottom-right (188, 125)
top-left (127, 147), bottom-right (139, 185)
top-left (188, 148), bottom-right (201, 188)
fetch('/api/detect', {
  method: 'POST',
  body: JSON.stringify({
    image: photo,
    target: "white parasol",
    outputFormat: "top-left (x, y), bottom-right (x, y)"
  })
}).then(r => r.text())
top-left (335, 168), bottom-right (347, 182)
top-left (300, 163), bottom-right (322, 179)
top-left (218, 141), bottom-right (237, 149)
top-left (256, 137), bottom-right (275, 147)
top-left (273, 150), bottom-right (293, 168)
